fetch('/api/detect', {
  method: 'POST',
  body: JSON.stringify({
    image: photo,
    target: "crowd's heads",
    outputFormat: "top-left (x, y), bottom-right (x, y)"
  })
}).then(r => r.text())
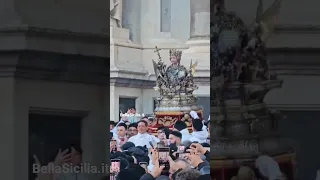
top-left (128, 107), bottom-right (136, 114)
top-left (175, 168), bottom-right (201, 180)
top-left (169, 131), bottom-right (182, 145)
top-left (110, 121), bottom-right (116, 130)
top-left (173, 121), bottom-right (188, 131)
top-left (117, 156), bottom-right (130, 170)
top-left (137, 120), bottom-right (148, 133)
top-left (192, 118), bottom-right (203, 131)
top-left (147, 117), bottom-right (154, 125)
top-left (170, 159), bottom-right (191, 174)
top-left (117, 166), bottom-right (145, 180)
top-left (141, 116), bottom-right (148, 121)
top-left (128, 123), bottom-right (138, 137)
top-left (157, 126), bottom-right (170, 139)
top-left (121, 142), bottom-right (135, 151)
top-left (117, 123), bottom-right (128, 136)
top-left (181, 140), bottom-right (192, 148)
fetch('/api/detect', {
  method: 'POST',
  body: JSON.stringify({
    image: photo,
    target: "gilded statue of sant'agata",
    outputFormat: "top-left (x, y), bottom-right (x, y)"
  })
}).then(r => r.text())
top-left (152, 47), bottom-right (199, 111)
top-left (152, 47), bottom-right (198, 96)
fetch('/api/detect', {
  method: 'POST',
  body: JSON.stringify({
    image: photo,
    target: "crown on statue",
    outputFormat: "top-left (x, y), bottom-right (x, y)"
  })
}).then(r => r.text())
top-left (169, 49), bottom-right (182, 60)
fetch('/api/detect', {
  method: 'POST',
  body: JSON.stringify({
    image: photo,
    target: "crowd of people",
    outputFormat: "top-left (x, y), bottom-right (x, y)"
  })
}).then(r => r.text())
top-left (109, 107), bottom-right (210, 180)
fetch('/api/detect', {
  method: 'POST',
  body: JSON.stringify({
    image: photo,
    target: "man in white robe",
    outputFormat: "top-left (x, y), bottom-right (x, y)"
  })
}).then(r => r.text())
top-left (128, 120), bottom-right (159, 148)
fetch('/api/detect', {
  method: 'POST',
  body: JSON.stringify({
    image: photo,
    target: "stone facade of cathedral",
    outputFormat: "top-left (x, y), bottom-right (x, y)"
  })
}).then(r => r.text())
top-left (110, 0), bottom-right (211, 122)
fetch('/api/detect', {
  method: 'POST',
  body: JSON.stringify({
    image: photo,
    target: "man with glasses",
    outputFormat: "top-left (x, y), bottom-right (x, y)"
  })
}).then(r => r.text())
top-left (127, 123), bottom-right (138, 138)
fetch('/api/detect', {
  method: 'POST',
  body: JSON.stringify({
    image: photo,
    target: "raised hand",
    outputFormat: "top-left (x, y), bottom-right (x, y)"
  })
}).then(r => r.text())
top-left (190, 143), bottom-right (207, 154)
top-left (150, 158), bottom-right (165, 178)
top-left (186, 149), bottom-right (203, 167)
top-left (167, 156), bottom-right (178, 174)
top-left (150, 148), bottom-right (158, 165)
top-left (53, 149), bottom-right (72, 166)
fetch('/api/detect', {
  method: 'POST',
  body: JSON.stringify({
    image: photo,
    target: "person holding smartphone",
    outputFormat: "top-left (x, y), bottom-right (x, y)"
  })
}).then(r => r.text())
top-left (168, 131), bottom-right (183, 160)
top-left (173, 120), bottom-right (192, 142)
top-left (186, 143), bottom-right (210, 175)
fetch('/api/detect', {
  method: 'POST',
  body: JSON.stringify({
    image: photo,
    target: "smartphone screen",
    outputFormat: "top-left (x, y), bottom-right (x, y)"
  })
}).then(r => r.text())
top-left (177, 146), bottom-right (185, 153)
top-left (157, 142), bottom-right (166, 148)
top-left (111, 159), bottom-right (120, 173)
top-left (158, 147), bottom-right (170, 170)
top-left (110, 140), bottom-right (117, 152)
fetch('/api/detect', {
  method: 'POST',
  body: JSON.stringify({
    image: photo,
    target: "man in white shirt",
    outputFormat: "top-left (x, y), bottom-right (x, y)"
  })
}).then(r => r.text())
top-left (128, 120), bottom-right (160, 148)
top-left (112, 116), bottom-right (128, 137)
top-left (189, 118), bottom-right (209, 143)
top-left (173, 120), bottom-right (192, 142)
top-left (113, 123), bottom-right (128, 146)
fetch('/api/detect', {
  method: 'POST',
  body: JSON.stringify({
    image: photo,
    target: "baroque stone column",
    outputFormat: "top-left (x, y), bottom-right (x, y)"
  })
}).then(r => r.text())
top-left (183, 0), bottom-right (210, 76)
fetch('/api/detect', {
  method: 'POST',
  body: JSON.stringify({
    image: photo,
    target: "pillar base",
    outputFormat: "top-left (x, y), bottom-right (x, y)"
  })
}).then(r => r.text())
top-left (110, 26), bottom-right (131, 43)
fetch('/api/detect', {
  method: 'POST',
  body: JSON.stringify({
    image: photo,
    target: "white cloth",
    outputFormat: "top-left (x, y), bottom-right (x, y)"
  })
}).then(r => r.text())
top-left (180, 129), bottom-right (193, 142)
top-left (189, 130), bottom-right (209, 143)
top-left (190, 111), bottom-right (200, 119)
top-left (208, 115), bottom-right (210, 121)
top-left (202, 124), bottom-right (207, 131)
top-left (255, 155), bottom-right (283, 180)
top-left (128, 133), bottom-right (160, 148)
top-left (127, 115), bottom-right (138, 124)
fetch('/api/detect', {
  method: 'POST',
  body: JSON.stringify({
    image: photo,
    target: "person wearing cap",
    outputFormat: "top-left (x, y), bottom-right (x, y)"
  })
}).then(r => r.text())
top-left (168, 131), bottom-right (183, 160)
top-left (189, 111), bottom-right (208, 132)
top-left (173, 120), bottom-right (192, 142)
top-left (189, 118), bottom-right (209, 143)
top-left (188, 111), bottom-right (209, 143)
